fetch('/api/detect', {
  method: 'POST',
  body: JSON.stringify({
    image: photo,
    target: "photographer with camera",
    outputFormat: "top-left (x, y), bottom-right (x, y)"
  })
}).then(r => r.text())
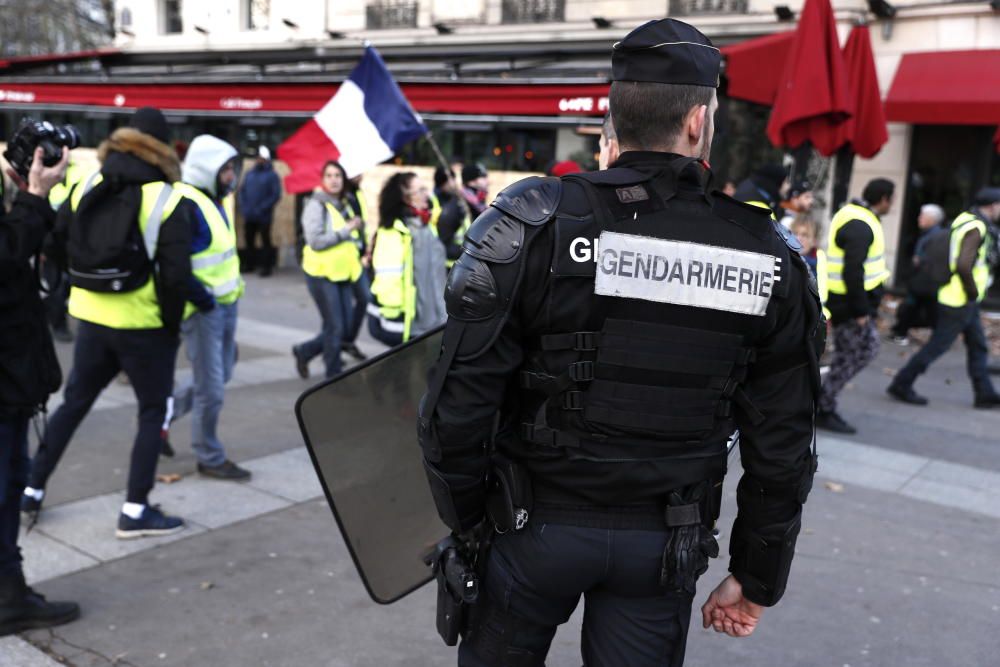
top-left (0, 141), bottom-right (81, 635)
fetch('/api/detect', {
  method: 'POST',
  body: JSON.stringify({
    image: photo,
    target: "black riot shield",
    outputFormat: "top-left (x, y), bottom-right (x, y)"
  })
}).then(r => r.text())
top-left (295, 327), bottom-right (447, 604)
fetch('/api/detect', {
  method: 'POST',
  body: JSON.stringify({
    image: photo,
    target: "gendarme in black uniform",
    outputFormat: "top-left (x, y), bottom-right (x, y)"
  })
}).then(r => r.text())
top-left (419, 19), bottom-right (822, 667)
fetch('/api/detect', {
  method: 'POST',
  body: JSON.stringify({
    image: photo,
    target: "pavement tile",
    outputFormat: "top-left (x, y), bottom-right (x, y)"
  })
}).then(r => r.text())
top-left (0, 637), bottom-right (64, 667)
top-left (242, 447), bottom-right (324, 503)
top-left (899, 477), bottom-right (1000, 520)
top-left (917, 459), bottom-right (1000, 492)
top-left (33, 492), bottom-right (208, 562)
top-left (19, 528), bottom-right (100, 585)
top-left (816, 457), bottom-right (913, 493)
top-left (151, 475), bottom-right (291, 529)
top-left (236, 317), bottom-right (314, 353)
top-left (818, 435), bottom-right (929, 475)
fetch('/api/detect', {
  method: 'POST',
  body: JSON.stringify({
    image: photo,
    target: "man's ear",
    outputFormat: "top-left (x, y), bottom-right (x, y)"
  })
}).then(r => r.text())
top-left (608, 138), bottom-right (620, 166)
top-left (689, 105), bottom-right (708, 148)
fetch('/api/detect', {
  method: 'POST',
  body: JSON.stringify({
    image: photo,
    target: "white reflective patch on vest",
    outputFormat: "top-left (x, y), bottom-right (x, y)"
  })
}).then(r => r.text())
top-left (593, 232), bottom-right (777, 316)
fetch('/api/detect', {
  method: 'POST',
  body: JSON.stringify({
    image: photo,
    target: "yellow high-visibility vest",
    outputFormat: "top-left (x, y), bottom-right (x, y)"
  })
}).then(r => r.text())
top-left (302, 199), bottom-right (363, 283)
top-left (176, 183), bottom-right (244, 319)
top-left (49, 160), bottom-right (86, 211)
top-left (67, 172), bottom-right (184, 329)
top-left (369, 219), bottom-right (415, 342)
top-left (938, 211), bottom-right (991, 308)
top-left (826, 203), bottom-right (890, 294)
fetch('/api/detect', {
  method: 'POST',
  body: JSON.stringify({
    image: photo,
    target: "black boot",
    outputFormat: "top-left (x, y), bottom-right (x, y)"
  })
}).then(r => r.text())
top-left (974, 392), bottom-right (1000, 409)
top-left (887, 382), bottom-right (929, 406)
top-left (0, 573), bottom-right (80, 636)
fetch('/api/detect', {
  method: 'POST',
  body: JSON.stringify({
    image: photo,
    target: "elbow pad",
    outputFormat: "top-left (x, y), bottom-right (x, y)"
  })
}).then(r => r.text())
top-left (423, 460), bottom-right (486, 534)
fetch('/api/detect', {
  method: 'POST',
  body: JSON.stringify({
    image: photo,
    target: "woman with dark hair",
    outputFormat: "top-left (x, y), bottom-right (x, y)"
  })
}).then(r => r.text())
top-left (292, 160), bottom-right (365, 379)
top-left (368, 171), bottom-right (447, 346)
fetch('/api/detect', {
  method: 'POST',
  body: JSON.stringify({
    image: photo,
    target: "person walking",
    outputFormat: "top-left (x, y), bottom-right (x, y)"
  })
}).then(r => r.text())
top-left (367, 172), bottom-right (446, 346)
top-left (418, 18), bottom-right (821, 665)
top-left (237, 146), bottom-right (282, 277)
top-left (21, 108), bottom-right (192, 538)
top-left (887, 188), bottom-right (1000, 408)
top-left (0, 144), bottom-right (81, 635)
top-left (171, 135), bottom-right (251, 481)
top-left (889, 203), bottom-right (946, 344)
top-left (431, 166), bottom-right (472, 269)
top-left (293, 160), bottom-right (365, 379)
top-left (817, 179), bottom-right (895, 434)
top-left (460, 163), bottom-right (489, 218)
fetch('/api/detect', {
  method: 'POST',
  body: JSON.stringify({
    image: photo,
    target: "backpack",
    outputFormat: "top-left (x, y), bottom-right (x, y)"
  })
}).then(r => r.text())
top-left (67, 174), bottom-right (172, 293)
top-left (909, 227), bottom-right (952, 297)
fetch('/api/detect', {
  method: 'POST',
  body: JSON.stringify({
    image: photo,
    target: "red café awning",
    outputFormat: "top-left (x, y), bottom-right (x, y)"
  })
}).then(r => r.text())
top-left (721, 31), bottom-right (795, 106)
top-left (0, 81), bottom-right (610, 117)
top-left (885, 50), bottom-right (1000, 125)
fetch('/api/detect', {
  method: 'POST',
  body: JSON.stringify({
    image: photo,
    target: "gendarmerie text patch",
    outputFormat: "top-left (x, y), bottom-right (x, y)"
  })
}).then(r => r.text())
top-left (593, 232), bottom-right (777, 316)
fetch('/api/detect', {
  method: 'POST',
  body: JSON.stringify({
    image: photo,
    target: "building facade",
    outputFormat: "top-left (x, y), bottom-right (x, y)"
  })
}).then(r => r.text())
top-left (1, 0), bottom-right (998, 292)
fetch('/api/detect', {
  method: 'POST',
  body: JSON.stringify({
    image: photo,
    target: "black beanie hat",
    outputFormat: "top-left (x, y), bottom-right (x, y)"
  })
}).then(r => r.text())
top-left (129, 106), bottom-right (169, 144)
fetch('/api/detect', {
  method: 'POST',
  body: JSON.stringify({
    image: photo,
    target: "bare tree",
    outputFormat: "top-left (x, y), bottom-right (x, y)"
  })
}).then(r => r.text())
top-left (0, 0), bottom-right (113, 57)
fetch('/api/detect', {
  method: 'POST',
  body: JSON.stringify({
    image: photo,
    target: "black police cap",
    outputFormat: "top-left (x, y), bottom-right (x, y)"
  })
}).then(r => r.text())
top-left (611, 19), bottom-right (721, 88)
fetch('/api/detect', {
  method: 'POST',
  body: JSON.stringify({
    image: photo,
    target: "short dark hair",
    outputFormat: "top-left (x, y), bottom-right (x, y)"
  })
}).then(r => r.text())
top-left (862, 178), bottom-right (895, 206)
top-left (609, 81), bottom-right (714, 150)
top-left (601, 111), bottom-right (616, 142)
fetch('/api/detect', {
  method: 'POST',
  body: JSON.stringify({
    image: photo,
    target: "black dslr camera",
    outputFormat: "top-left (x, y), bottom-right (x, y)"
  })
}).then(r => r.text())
top-left (3, 119), bottom-right (80, 179)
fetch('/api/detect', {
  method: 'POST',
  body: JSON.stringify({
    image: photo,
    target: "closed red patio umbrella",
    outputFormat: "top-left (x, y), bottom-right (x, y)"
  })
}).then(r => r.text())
top-left (765, 0), bottom-right (851, 155)
top-left (830, 24), bottom-right (888, 158)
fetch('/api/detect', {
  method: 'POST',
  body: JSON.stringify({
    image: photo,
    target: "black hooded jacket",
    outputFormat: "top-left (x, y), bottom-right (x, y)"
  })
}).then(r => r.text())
top-left (49, 128), bottom-right (198, 334)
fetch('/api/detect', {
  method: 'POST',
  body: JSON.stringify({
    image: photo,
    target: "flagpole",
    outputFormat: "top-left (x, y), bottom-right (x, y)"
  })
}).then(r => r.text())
top-left (423, 131), bottom-right (471, 216)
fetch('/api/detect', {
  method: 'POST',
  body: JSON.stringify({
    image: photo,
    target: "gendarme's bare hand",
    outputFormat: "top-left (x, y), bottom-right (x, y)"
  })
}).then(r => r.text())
top-left (700, 575), bottom-right (764, 638)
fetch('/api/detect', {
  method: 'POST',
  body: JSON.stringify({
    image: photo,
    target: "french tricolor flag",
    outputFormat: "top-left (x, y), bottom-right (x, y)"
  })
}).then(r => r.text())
top-left (278, 46), bottom-right (428, 193)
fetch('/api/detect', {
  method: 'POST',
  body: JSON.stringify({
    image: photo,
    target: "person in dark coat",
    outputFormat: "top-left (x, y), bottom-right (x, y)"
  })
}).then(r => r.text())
top-left (237, 146), bottom-right (282, 276)
top-left (0, 144), bottom-right (81, 635)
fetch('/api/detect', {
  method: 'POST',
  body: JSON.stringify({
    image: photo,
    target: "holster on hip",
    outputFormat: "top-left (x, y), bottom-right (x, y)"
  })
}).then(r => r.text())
top-left (486, 453), bottom-right (534, 533)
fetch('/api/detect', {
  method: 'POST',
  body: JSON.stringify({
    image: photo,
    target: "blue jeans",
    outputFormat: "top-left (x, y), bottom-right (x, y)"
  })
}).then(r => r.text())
top-left (301, 275), bottom-right (353, 378)
top-left (345, 272), bottom-right (370, 345)
top-left (0, 415), bottom-right (29, 577)
top-left (893, 302), bottom-right (995, 396)
top-left (176, 302), bottom-right (238, 467)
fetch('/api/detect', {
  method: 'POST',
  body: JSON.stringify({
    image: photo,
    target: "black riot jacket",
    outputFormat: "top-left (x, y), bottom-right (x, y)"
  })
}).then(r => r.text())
top-left (421, 151), bottom-right (822, 606)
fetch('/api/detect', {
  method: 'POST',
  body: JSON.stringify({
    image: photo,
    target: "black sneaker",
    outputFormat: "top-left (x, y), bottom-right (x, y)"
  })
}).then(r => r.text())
top-left (342, 342), bottom-right (368, 362)
top-left (20, 493), bottom-right (42, 515)
top-left (197, 459), bottom-right (252, 481)
top-left (887, 383), bottom-right (929, 406)
top-left (292, 345), bottom-right (309, 379)
top-left (116, 505), bottom-right (185, 539)
top-left (0, 575), bottom-right (80, 637)
top-left (160, 438), bottom-right (175, 458)
top-left (974, 393), bottom-right (1000, 409)
top-left (816, 410), bottom-right (857, 434)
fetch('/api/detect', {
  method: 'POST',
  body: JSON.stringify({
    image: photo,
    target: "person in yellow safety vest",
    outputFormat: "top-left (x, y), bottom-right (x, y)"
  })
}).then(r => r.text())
top-left (888, 187), bottom-right (1000, 409)
top-left (431, 166), bottom-right (473, 269)
top-left (816, 179), bottom-right (895, 435)
top-left (368, 171), bottom-right (447, 346)
top-left (43, 159), bottom-right (88, 342)
top-left (733, 163), bottom-right (788, 220)
top-left (165, 134), bottom-right (251, 481)
top-left (293, 160), bottom-right (367, 379)
top-left (23, 107), bottom-right (194, 538)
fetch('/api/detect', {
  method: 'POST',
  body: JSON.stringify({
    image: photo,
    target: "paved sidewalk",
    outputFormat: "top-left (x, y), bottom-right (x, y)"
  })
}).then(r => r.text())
top-left (5, 271), bottom-right (999, 666)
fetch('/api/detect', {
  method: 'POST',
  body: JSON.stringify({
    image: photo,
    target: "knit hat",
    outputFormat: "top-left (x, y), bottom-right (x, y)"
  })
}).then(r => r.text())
top-left (129, 107), bottom-right (169, 144)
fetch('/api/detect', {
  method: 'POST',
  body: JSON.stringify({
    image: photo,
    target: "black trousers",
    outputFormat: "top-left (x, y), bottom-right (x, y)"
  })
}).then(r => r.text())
top-left (29, 321), bottom-right (179, 505)
top-left (0, 415), bottom-right (30, 577)
top-left (244, 220), bottom-right (274, 272)
top-left (460, 522), bottom-right (694, 667)
top-left (891, 291), bottom-right (937, 337)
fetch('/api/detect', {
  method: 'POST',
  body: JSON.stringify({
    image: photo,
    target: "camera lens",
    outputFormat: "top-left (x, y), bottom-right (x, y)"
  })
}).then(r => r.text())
top-left (55, 125), bottom-right (81, 150)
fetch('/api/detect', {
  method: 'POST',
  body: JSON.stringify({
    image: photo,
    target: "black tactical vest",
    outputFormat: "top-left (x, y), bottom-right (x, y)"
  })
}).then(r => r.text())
top-left (499, 158), bottom-right (796, 505)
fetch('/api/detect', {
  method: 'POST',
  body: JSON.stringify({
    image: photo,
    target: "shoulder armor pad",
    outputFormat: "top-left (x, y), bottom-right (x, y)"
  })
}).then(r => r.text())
top-left (491, 176), bottom-right (562, 225)
top-left (445, 253), bottom-right (500, 322)
top-left (772, 218), bottom-right (802, 253)
top-left (463, 207), bottom-right (525, 264)
top-left (712, 192), bottom-right (774, 241)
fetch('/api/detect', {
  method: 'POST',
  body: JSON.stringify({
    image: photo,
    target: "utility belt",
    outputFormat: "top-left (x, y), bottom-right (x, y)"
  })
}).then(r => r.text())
top-left (485, 453), bottom-right (721, 594)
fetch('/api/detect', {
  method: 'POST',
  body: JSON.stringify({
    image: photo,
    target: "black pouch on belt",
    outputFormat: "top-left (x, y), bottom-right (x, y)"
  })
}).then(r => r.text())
top-left (486, 454), bottom-right (534, 532)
